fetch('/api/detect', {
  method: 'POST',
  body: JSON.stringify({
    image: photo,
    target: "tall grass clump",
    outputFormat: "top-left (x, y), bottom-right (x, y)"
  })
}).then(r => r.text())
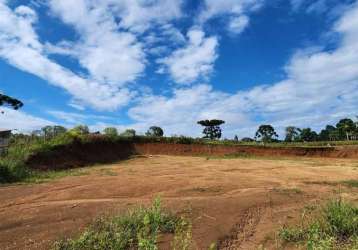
top-left (279, 198), bottom-right (358, 249)
top-left (0, 133), bottom-right (78, 183)
top-left (53, 197), bottom-right (192, 250)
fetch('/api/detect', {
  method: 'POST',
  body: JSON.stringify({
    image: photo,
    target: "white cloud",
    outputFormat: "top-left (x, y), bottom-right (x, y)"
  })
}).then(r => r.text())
top-left (0, 108), bottom-right (53, 132)
top-left (228, 15), bottom-right (250, 34)
top-left (47, 110), bottom-right (113, 125)
top-left (0, 2), bottom-right (135, 111)
top-left (129, 2), bottom-right (358, 138)
top-left (157, 28), bottom-right (218, 84)
top-left (199, 0), bottom-right (263, 34)
top-left (48, 0), bottom-right (146, 86)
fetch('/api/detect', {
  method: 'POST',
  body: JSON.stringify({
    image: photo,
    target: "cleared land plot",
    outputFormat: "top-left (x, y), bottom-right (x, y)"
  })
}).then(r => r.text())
top-left (0, 155), bottom-right (357, 249)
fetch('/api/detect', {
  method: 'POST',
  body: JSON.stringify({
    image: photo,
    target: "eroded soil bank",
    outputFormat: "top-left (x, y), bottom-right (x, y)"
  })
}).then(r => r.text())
top-left (26, 140), bottom-right (358, 170)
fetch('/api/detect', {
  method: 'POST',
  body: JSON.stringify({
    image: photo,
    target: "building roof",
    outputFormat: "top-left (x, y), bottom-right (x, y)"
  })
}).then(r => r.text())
top-left (0, 129), bottom-right (11, 132)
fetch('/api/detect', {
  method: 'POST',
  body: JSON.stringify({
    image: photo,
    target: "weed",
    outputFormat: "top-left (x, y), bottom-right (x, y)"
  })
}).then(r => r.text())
top-left (273, 187), bottom-right (303, 195)
top-left (278, 198), bottom-right (358, 249)
top-left (53, 197), bottom-right (192, 250)
top-left (341, 180), bottom-right (358, 188)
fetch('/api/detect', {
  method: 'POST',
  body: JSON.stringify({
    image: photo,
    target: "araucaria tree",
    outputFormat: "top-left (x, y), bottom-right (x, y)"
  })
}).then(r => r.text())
top-left (197, 119), bottom-right (225, 140)
top-left (255, 125), bottom-right (278, 143)
top-left (145, 126), bottom-right (164, 137)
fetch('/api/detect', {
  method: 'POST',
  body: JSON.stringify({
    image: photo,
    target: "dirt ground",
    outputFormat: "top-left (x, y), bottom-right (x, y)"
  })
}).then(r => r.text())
top-left (1, 155), bottom-right (358, 250)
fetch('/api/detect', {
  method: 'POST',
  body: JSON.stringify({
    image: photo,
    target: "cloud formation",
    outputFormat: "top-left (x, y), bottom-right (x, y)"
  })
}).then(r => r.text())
top-left (157, 28), bottom-right (218, 84)
top-left (129, 2), bottom-right (358, 138)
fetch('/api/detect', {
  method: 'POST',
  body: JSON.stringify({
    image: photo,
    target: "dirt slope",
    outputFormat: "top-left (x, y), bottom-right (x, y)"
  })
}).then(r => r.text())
top-left (1, 155), bottom-right (357, 249)
top-left (26, 140), bottom-right (358, 171)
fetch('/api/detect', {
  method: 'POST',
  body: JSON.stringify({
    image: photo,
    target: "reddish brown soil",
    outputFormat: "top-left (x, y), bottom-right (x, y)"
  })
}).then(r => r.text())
top-left (26, 141), bottom-right (358, 171)
top-left (1, 155), bottom-right (358, 249)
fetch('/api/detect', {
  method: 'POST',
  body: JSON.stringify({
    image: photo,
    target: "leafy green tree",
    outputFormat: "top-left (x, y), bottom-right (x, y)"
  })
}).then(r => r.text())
top-left (319, 125), bottom-right (335, 141)
top-left (41, 125), bottom-right (67, 138)
top-left (145, 126), bottom-right (164, 137)
top-left (120, 129), bottom-right (136, 137)
top-left (255, 125), bottom-right (278, 143)
top-left (284, 126), bottom-right (301, 142)
top-left (53, 126), bottom-right (67, 136)
top-left (103, 127), bottom-right (118, 137)
top-left (69, 125), bottom-right (89, 135)
top-left (0, 94), bottom-right (23, 113)
top-left (299, 128), bottom-right (318, 142)
top-left (336, 118), bottom-right (355, 140)
top-left (197, 119), bottom-right (225, 140)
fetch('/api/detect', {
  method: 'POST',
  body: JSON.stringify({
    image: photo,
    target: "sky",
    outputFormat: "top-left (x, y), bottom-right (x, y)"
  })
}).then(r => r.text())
top-left (0, 0), bottom-right (358, 139)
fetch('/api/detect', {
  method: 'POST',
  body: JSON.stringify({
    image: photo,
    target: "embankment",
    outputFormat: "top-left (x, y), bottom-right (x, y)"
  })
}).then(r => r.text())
top-left (25, 140), bottom-right (358, 171)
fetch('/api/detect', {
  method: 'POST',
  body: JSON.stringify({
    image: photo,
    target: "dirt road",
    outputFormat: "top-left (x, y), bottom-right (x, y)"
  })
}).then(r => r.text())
top-left (1, 155), bottom-right (357, 249)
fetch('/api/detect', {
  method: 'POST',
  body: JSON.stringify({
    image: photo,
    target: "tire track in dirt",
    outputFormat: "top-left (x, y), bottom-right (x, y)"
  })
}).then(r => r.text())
top-left (218, 206), bottom-right (264, 250)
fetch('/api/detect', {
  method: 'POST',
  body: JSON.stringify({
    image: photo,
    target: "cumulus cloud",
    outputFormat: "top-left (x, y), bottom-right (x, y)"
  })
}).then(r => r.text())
top-left (0, 108), bottom-right (53, 132)
top-left (157, 28), bottom-right (218, 84)
top-left (199, 0), bottom-right (263, 34)
top-left (0, 2), bottom-right (135, 110)
top-left (129, 2), bottom-right (358, 138)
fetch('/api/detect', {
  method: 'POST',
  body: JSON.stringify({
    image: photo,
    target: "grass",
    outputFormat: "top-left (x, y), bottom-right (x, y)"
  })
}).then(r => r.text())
top-left (278, 198), bottom-right (358, 249)
top-left (273, 187), bottom-right (303, 195)
top-left (53, 197), bottom-right (192, 250)
top-left (305, 180), bottom-right (358, 189)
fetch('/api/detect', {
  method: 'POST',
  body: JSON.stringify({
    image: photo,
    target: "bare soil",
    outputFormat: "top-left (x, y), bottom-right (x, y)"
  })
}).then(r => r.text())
top-left (1, 155), bottom-right (358, 249)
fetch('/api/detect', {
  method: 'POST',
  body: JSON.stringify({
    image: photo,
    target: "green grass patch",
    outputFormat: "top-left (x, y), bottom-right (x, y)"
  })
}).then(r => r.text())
top-left (53, 197), bottom-right (192, 250)
top-left (341, 180), bottom-right (358, 188)
top-left (278, 199), bottom-right (358, 249)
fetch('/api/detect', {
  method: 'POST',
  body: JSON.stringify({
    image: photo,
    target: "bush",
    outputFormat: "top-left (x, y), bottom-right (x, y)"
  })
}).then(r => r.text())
top-left (53, 198), bottom-right (191, 250)
top-left (279, 199), bottom-right (358, 249)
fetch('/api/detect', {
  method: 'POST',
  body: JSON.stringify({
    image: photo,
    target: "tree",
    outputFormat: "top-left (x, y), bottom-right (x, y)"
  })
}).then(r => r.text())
top-left (299, 128), bottom-right (318, 142)
top-left (53, 126), bottom-right (67, 136)
top-left (41, 126), bottom-right (53, 138)
top-left (145, 126), bottom-right (164, 137)
top-left (120, 129), bottom-right (136, 137)
top-left (336, 118), bottom-right (355, 140)
top-left (41, 125), bottom-right (67, 138)
top-left (255, 125), bottom-right (278, 143)
top-left (0, 94), bottom-right (23, 113)
top-left (197, 119), bottom-right (225, 140)
top-left (103, 127), bottom-right (118, 137)
top-left (284, 126), bottom-right (301, 142)
top-left (69, 125), bottom-right (89, 135)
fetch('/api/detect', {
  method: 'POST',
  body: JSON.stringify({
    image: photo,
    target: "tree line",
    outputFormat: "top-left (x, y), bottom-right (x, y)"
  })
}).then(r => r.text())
top-left (2, 93), bottom-right (358, 143)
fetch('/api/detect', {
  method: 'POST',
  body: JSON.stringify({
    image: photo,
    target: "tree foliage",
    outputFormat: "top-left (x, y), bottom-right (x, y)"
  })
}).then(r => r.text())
top-left (0, 94), bottom-right (23, 113)
top-left (41, 126), bottom-right (67, 138)
top-left (255, 125), bottom-right (278, 143)
top-left (103, 127), bottom-right (118, 137)
top-left (145, 126), bottom-right (164, 137)
top-left (197, 119), bottom-right (225, 140)
top-left (336, 118), bottom-right (355, 140)
top-left (69, 125), bottom-right (90, 135)
top-left (120, 129), bottom-right (136, 137)
top-left (299, 128), bottom-right (318, 142)
top-left (285, 126), bottom-right (301, 142)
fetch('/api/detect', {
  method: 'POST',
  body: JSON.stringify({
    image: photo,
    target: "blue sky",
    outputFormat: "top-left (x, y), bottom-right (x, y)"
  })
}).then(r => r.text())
top-left (1, 0), bottom-right (358, 138)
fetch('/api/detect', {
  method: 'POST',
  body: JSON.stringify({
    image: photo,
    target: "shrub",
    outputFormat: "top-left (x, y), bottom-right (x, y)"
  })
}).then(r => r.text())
top-left (279, 199), bottom-right (358, 249)
top-left (53, 198), bottom-right (191, 250)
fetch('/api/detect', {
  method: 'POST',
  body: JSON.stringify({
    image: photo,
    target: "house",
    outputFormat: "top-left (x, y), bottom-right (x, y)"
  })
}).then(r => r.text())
top-left (0, 129), bottom-right (11, 154)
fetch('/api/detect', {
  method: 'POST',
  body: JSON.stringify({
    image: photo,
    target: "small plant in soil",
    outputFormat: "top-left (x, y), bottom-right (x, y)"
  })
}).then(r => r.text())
top-left (279, 198), bottom-right (358, 249)
top-left (53, 197), bottom-right (192, 250)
